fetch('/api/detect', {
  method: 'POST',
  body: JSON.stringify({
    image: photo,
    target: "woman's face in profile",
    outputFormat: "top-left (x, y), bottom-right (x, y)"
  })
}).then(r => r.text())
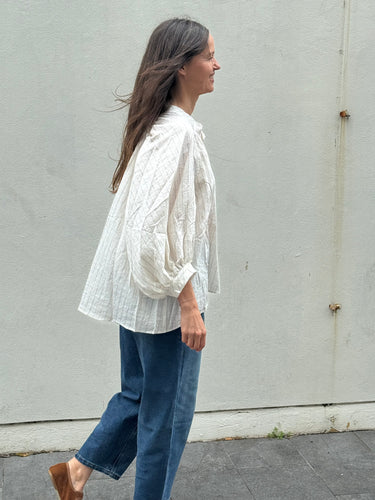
top-left (182, 33), bottom-right (221, 96)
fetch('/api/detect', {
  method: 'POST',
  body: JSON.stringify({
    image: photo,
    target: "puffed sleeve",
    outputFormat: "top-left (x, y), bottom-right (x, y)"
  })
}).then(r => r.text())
top-left (124, 124), bottom-right (197, 299)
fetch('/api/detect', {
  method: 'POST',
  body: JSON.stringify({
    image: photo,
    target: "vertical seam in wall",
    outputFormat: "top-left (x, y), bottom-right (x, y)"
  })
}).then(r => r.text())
top-left (330, 0), bottom-right (351, 398)
top-left (333, 0), bottom-right (351, 281)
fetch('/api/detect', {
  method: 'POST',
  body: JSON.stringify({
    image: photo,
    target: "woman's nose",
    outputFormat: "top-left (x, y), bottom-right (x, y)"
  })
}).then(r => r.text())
top-left (213, 58), bottom-right (221, 70)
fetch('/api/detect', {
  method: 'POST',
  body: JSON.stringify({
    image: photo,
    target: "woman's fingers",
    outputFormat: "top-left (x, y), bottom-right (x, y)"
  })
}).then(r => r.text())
top-left (180, 305), bottom-right (206, 351)
top-left (195, 329), bottom-right (206, 351)
top-left (181, 324), bottom-right (206, 351)
top-left (184, 331), bottom-right (206, 351)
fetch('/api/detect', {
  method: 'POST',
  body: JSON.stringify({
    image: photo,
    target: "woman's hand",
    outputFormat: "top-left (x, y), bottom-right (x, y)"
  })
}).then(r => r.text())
top-left (180, 302), bottom-right (206, 351)
top-left (178, 280), bottom-right (206, 352)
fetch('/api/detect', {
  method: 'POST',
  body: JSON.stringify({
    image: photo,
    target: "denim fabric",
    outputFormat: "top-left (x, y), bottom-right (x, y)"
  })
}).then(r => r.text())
top-left (76, 320), bottom-right (202, 500)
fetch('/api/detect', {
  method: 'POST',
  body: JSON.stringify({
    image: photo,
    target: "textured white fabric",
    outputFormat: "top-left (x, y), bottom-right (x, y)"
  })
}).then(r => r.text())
top-left (78, 105), bottom-right (220, 333)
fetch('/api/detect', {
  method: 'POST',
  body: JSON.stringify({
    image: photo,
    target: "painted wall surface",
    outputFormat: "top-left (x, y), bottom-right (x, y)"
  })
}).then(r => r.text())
top-left (1, 0), bottom-right (375, 435)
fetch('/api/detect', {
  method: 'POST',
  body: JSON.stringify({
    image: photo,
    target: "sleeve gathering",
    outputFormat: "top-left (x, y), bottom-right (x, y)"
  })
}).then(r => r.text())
top-left (124, 124), bottom-right (197, 299)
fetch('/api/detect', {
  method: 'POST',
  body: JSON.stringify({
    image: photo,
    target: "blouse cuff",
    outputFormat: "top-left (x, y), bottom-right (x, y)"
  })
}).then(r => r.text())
top-left (169, 263), bottom-right (197, 298)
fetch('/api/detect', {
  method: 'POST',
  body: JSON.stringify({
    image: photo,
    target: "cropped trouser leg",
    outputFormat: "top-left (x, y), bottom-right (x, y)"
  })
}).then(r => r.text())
top-left (75, 323), bottom-right (202, 500)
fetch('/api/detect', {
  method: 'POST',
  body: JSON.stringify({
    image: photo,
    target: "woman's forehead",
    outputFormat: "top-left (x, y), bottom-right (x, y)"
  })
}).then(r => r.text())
top-left (203, 33), bottom-right (215, 53)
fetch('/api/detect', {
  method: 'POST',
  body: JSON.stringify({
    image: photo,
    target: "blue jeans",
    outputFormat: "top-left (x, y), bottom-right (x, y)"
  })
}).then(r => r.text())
top-left (75, 320), bottom-right (202, 500)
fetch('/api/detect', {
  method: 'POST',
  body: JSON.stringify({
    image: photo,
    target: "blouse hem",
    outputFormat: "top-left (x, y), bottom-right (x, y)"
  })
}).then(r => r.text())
top-left (77, 305), bottom-right (208, 334)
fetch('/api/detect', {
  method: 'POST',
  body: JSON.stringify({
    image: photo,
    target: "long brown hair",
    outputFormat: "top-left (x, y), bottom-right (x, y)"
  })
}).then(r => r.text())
top-left (109, 18), bottom-right (209, 193)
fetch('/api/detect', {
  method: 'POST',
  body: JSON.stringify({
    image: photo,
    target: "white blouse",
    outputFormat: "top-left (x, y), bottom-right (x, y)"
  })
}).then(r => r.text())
top-left (78, 105), bottom-right (220, 333)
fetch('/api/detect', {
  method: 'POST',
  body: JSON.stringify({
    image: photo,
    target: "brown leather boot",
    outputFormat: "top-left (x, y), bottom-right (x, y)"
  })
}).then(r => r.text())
top-left (48, 462), bottom-right (84, 500)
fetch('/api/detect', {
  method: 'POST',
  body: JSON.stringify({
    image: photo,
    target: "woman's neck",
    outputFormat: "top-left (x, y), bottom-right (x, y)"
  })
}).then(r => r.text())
top-left (171, 87), bottom-right (198, 115)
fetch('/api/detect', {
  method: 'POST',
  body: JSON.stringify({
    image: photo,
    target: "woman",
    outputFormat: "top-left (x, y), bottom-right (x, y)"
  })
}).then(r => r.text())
top-left (49, 17), bottom-right (220, 500)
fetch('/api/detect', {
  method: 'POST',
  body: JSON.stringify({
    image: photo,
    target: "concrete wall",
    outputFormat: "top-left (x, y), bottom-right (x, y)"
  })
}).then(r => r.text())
top-left (2, 0), bottom-right (375, 452)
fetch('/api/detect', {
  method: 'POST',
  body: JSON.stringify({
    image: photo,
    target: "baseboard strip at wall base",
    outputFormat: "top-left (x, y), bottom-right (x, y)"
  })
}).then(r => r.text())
top-left (1, 402), bottom-right (375, 455)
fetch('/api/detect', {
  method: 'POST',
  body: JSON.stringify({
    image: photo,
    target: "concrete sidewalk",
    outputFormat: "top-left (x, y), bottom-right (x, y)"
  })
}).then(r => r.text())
top-left (1, 430), bottom-right (375, 499)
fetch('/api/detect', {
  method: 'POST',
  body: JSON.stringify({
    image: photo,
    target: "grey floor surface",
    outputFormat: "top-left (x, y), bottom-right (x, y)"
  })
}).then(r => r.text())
top-left (1, 430), bottom-right (375, 499)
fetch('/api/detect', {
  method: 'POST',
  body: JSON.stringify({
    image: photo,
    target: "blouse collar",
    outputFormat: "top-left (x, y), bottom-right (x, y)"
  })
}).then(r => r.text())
top-left (168, 105), bottom-right (204, 137)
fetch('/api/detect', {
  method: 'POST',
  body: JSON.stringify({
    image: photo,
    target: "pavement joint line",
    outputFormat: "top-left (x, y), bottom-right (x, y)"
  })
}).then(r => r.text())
top-left (354, 430), bottom-right (374, 452)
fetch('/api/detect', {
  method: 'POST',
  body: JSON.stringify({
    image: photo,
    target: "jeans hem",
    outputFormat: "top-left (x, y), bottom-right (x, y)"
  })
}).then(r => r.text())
top-left (75, 452), bottom-right (121, 480)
